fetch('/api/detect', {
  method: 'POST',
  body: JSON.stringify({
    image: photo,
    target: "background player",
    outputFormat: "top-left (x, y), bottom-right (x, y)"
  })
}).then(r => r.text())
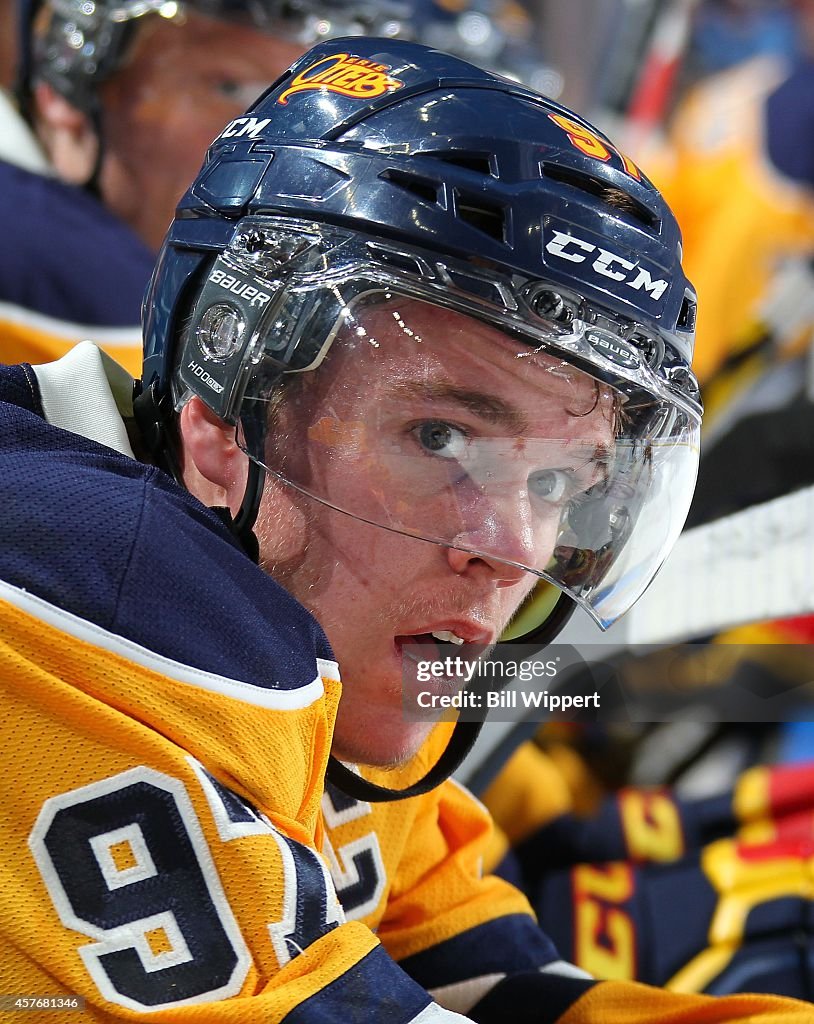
top-left (1, 0), bottom-right (546, 372)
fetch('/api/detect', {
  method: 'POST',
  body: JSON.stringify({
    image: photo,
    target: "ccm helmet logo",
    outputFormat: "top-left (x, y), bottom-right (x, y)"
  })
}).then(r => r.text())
top-left (218, 116), bottom-right (271, 140)
top-left (546, 230), bottom-right (668, 301)
top-left (188, 361), bottom-right (224, 395)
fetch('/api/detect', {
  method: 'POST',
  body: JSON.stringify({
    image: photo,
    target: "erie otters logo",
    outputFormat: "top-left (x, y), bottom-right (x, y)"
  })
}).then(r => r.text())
top-left (278, 53), bottom-right (404, 106)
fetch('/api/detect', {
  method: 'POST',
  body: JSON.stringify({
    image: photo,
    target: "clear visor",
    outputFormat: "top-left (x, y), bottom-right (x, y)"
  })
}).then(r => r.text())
top-left (235, 290), bottom-right (699, 628)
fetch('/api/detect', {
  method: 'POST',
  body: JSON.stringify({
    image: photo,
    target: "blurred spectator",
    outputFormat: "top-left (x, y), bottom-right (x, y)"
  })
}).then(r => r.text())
top-left (690, 0), bottom-right (799, 76)
top-left (1, 0), bottom-right (552, 373)
top-left (1, 1), bottom-right (422, 373)
top-left (651, 35), bottom-right (814, 386)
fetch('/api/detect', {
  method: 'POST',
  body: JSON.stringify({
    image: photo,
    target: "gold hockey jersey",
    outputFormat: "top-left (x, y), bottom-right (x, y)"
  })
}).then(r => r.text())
top-left (3, 355), bottom-right (814, 1023)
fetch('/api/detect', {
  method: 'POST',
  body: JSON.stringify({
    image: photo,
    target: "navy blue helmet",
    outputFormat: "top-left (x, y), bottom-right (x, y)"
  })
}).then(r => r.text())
top-left (141, 36), bottom-right (700, 629)
top-left (137, 37), bottom-right (702, 800)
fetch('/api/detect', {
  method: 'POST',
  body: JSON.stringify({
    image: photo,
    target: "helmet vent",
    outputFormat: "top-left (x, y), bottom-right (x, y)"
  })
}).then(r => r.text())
top-left (454, 191), bottom-right (507, 242)
top-left (422, 151), bottom-right (495, 177)
top-left (541, 163), bottom-right (660, 232)
top-left (380, 168), bottom-right (440, 205)
top-left (678, 292), bottom-right (697, 332)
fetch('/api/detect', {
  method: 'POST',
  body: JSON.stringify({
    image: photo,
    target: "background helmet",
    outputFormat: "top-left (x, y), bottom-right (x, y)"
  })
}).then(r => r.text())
top-left (141, 36), bottom-right (701, 634)
top-left (16, 0), bottom-right (554, 119)
top-left (16, 0), bottom-right (410, 116)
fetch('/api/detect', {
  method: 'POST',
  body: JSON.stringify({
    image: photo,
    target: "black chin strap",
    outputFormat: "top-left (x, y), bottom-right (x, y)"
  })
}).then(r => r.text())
top-left (326, 592), bottom-right (578, 803)
top-left (132, 381), bottom-right (181, 479)
top-left (326, 720), bottom-right (484, 802)
top-left (232, 458), bottom-right (265, 558)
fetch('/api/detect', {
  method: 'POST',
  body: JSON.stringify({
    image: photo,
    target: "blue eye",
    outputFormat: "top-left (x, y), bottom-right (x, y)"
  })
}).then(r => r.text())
top-left (528, 468), bottom-right (569, 503)
top-left (416, 421), bottom-right (467, 459)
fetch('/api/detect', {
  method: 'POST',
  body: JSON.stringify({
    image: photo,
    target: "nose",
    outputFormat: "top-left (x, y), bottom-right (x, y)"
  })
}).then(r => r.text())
top-left (445, 491), bottom-right (555, 585)
top-left (445, 544), bottom-right (530, 585)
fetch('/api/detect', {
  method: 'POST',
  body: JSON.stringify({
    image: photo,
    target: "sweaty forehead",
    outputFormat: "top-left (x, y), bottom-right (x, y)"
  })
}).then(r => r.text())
top-left (345, 295), bottom-right (607, 413)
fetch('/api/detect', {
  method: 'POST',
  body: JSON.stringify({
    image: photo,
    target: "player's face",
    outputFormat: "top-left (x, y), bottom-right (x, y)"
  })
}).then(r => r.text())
top-left (255, 300), bottom-right (616, 768)
top-left (96, 13), bottom-right (304, 250)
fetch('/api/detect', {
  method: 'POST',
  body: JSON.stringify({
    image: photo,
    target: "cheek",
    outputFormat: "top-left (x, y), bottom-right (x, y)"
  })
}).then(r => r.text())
top-left (314, 514), bottom-right (398, 597)
top-left (300, 512), bottom-right (431, 636)
top-left (255, 481), bottom-right (312, 573)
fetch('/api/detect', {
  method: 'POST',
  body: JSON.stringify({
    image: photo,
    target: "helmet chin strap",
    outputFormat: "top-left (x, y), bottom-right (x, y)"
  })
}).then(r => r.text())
top-left (232, 458), bottom-right (265, 562)
top-left (326, 592), bottom-right (577, 803)
top-left (327, 722), bottom-right (484, 802)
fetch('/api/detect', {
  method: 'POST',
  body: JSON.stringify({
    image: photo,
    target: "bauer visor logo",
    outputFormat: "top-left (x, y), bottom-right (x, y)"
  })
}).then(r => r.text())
top-left (188, 361), bottom-right (224, 395)
top-left (277, 53), bottom-right (404, 105)
top-left (545, 229), bottom-right (668, 301)
top-left (209, 269), bottom-right (271, 308)
top-left (585, 330), bottom-right (640, 369)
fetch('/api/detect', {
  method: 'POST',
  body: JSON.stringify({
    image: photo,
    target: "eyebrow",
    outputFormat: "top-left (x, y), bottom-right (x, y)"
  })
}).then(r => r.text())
top-left (387, 381), bottom-right (529, 432)
top-left (591, 442), bottom-right (616, 465)
top-left (584, 443), bottom-right (615, 488)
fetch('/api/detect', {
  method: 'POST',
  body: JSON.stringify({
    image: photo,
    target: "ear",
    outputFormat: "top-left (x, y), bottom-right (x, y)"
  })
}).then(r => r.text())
top-left (177, 397), bottom-right (249, 516)
top-left (31, 81), bottom-right (99, 185)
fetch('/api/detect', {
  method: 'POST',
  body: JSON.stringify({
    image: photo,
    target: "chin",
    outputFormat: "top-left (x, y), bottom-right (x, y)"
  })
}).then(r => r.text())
top-left (332, 720), bottom-right (435, 771)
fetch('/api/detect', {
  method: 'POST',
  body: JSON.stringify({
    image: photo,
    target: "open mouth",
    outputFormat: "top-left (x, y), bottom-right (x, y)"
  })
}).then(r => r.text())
top-left (397, 628), bottom-right (465, 647)
top-left (397, 632), bottom-right (442, 664)
top-left (396, 620), bottom-right (495, 661)
top-left (429, 630), bottom-right (465, 645)
top-left (395, 629), bottom-right (488, 696)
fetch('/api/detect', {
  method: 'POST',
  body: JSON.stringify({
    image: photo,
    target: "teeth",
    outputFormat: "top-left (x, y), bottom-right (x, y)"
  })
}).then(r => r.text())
top-left (432, 630), bottom-right (465, 645)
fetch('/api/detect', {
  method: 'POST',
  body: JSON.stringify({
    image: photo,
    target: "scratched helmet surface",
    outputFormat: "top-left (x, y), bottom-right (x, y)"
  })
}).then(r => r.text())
top-left (143, 37), bottom-right (701, 630)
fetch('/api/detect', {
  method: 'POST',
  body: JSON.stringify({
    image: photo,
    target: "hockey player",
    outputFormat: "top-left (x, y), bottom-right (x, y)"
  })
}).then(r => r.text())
top-left (2, 0), bottom-right (429, 372)
top-left (2, 36), bottom-right (809, 1021)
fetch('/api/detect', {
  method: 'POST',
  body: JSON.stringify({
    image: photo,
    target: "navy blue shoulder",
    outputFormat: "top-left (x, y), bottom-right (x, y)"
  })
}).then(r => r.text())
top-left (0, 374), bottom-right (334, 687)
top-left (765, 60), bottom-right (814, 187)
top-left (0, 362), bottom-right (42, 414)
top-left (0, 160), bottom-right (154, 326)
